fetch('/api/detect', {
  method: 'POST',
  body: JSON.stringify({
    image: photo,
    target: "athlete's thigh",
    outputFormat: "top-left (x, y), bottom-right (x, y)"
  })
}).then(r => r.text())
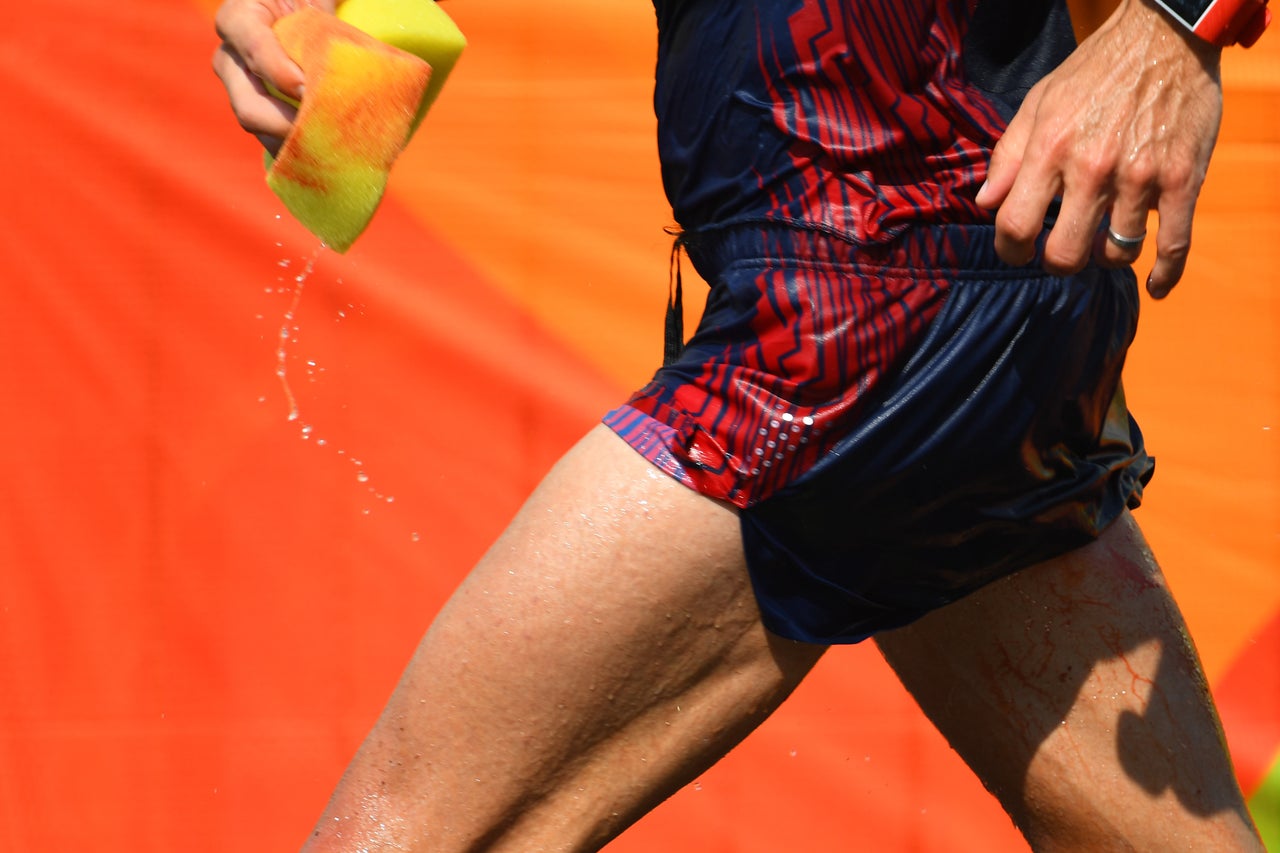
top-left (875, 510), bottom-right (1261, 852)
top-left (303, 424), bottom-right (826, 853)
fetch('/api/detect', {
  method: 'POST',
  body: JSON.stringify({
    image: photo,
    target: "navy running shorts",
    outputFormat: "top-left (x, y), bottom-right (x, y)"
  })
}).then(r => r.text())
top-left (605, 224), bottom-right (1153, 644)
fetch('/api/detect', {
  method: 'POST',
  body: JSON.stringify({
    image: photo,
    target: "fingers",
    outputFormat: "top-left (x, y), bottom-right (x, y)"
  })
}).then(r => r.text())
top-left (1091, 153), bottom-right (1156, 267)
top-left (211, 0), bottom-right (318, 152)
top-left (976, 0), bottom-right (1221, 290)
top-left (212, 43), bottom-right (298, 154)
top-left (977, 88), bottom-right (1041, 267)
top-left (214, 0), bottom-right (306, 99)
top-left (990, 173), bottom-right (1058, 270)
top-left (974, 116), bottom-right (1023, 213)
top-left (1096, 216), bottom-right (1149, 269)
top-left (986, 114), bottom-right (1195, 287)
top-left (1039, 185), bottom-right (1109, 276)
top-left (1146, 188), bottom-right (1196, 299)
top-left (983, 83), bottom-right (1120, 276)
top-left (988, 119), bottom-right (1105, 275)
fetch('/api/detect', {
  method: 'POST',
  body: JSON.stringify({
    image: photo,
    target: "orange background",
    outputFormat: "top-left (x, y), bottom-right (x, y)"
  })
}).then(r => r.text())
top-left (1, 0), bottom-right (1276, 850)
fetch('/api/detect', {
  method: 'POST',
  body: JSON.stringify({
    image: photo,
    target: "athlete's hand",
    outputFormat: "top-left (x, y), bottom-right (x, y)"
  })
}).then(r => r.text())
top-left (976, 0), bottom-right (1223, 298)
top-left (211, 0), bottom-right (337, 154)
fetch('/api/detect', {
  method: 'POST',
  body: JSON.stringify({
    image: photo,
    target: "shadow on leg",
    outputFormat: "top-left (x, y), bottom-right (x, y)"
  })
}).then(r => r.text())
top-left (876, 511), bottom-right (1263, 852)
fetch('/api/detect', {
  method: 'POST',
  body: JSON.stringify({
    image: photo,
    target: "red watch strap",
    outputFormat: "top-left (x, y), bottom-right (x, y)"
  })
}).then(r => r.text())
top-left (1195, 0), bottom-right (1270, 46)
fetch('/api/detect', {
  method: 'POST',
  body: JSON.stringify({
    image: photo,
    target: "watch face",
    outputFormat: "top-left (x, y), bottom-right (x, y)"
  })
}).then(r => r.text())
top-left (1154, 0), bottom-right (1215, 27)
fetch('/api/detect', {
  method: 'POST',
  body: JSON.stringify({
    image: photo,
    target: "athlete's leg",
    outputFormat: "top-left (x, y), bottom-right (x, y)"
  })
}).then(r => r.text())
top-left (300, 424), bottom-right (827, 853)
top-left (876, 510), bottom-right (1262, 852)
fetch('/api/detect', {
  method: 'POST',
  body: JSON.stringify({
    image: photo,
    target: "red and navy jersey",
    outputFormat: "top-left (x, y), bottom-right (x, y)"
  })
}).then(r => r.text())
top-left (609, 2), bottom-right (1149, 642)
top-left (653, 0), bottom-right (1077, 242)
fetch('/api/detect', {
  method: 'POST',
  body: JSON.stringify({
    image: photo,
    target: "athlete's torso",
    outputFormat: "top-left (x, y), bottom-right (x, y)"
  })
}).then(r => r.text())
top-left (653, 0), bottom-right (1077, 242)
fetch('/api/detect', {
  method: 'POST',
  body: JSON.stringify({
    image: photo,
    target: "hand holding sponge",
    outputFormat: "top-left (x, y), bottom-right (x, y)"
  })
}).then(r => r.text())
top-left (266, 0), bottom-right (465, 253)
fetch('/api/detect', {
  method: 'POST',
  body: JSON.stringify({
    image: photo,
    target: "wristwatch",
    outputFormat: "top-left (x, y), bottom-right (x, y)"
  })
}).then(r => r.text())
top-left (1150, 0), bottom-right (1271, 46)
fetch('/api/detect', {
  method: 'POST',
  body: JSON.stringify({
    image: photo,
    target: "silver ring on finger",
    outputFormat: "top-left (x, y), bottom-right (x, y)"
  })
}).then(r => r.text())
top-left (1106, 227), bottom-right (1146, 250)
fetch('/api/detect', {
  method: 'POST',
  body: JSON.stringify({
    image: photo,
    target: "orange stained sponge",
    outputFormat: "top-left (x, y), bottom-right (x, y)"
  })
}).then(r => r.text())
top-left (267, 7), bottom-right (431, 253)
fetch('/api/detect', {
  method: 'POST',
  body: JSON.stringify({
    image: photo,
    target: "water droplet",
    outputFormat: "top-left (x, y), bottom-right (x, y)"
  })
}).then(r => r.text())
top-left (410, 532), bottom-right (421, 542)
top-left (356, 471), bottom-right (370, 483)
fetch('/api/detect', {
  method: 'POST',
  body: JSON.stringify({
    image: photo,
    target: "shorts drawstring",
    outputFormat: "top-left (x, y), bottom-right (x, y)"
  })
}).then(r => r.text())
top-left (664, 230), bottom-right (687, 366)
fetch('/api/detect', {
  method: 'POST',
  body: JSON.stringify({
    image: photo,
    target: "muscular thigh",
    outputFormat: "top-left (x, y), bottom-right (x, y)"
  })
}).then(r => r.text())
top-left (304, 425), bottom-right (825, 853)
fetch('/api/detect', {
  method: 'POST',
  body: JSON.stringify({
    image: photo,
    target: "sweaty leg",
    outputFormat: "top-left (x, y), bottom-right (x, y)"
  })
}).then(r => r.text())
top-left (301, 425), bottom-right (826, 853)
top-left (876, 511), bottom-right (1263, 852)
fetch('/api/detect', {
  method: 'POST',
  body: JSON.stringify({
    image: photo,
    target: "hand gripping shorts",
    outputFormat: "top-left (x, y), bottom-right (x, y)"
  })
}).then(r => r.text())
top-left (604, 224), bottom-right (1153, 644)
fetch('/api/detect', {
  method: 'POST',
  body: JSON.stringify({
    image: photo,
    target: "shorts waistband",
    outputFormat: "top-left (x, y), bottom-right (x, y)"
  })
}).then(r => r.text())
top-left (676, 222), bottom-right (1043, 282)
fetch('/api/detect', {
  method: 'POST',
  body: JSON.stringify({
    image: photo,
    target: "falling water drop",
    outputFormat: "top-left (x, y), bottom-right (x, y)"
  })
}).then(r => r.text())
top-left (273, 248), bottom-right (322, 422)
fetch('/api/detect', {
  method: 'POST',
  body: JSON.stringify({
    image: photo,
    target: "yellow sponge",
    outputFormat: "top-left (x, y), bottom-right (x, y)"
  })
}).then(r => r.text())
top-left (266, 2), bottom-right (466, 252)
top-left (337, 0), bottom-right (467, 130)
